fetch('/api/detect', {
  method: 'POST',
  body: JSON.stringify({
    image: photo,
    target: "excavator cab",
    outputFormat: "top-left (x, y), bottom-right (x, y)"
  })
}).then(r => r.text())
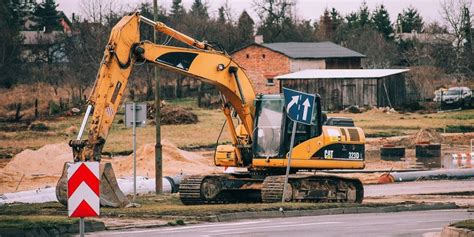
top-left (253, 94), bottom-right (285, 158)
top-left (253, 94), bottom-right (322, 159)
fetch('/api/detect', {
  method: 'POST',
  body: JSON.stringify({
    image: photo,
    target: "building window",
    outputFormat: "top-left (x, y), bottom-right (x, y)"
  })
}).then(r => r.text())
top-left (246, 54), bottom-right (249, 59)
top-left (262, 54), bottom-right (266, 59)
top-left (266, 78), bottom-right (274, 86)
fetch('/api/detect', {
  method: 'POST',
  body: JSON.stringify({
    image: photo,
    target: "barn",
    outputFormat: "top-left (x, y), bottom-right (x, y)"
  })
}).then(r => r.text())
top-left (276, 69), bottom-right (410, 111)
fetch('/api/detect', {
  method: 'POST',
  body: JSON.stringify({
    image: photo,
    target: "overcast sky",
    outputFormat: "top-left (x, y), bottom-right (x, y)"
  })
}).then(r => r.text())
top-left (56, 0), bottom-right (472, 25)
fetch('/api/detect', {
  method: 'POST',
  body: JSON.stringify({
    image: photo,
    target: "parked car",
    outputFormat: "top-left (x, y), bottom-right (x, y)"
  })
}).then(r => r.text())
top-left (435, 87), bottom-right (472, 109)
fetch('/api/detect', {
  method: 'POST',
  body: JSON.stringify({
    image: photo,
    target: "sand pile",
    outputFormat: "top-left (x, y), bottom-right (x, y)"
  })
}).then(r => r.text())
top-left (0, 143), bottom-right (71, 193)
top-left (398, 129), bottom-right (444, 148)
top-left (111, 140), bottom-right (220, 177)
top-left (0, 140), bottom-right (221, 193)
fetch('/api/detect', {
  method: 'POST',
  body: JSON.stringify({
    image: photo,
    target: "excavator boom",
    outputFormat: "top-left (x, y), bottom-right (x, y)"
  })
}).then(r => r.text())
top-left (57, 13), bottom-right (257, 207)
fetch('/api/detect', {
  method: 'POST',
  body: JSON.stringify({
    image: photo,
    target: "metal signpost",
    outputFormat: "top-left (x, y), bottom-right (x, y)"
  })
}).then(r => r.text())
top-left (282, 87), bottom-right (315, 202)
top-left (125, 102), bottom-right (147, 201)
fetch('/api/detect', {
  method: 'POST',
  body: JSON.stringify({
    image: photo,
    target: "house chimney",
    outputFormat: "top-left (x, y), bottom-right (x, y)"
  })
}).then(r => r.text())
top-left (254, 35), bottom-right (264, 44)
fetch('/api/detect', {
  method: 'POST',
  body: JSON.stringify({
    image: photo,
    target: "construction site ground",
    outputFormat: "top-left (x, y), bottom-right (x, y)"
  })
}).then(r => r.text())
top-left (0, 99), bottom-right (473, 230)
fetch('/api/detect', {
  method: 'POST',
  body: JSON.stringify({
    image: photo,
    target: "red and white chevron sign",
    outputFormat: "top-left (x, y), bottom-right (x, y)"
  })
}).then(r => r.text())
top-left (67, 162), bottom-right (100, 217)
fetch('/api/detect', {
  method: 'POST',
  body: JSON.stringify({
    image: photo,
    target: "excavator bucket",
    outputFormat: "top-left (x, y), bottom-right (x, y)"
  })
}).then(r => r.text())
top-left (56, 162), bottom-right (130, 207)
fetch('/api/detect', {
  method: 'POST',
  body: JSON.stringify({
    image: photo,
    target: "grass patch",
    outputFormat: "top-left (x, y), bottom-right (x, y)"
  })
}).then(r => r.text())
top-left (0, 98), bottom-right (233, 156)
top-left (0, 215), bottom-right (77, 229)
top-left (329, 109), bottom-right (474, 137)
top-left (365, 130), bottom-right (405, 138)
top-left (0, 194), bottom-right (415, 221)
top-left (443, 125), bottom-right (474, 133)
top-left (1, 99), bottom-right (473, 158)
top-left (446, 112), bottom-right (474, 120)
top-left (451, 219), bottom-right (474, 231)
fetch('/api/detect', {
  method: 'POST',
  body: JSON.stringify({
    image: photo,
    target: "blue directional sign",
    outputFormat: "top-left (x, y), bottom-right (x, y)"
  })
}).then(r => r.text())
top-left (283, 87), bottom-right (315, 125)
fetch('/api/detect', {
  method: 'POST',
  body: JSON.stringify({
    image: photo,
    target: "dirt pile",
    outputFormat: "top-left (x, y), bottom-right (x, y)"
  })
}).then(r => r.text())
top-left (147, 103), bottom-right (198, 125)
top-left (160, 106), bottom-right (198, 125)
top-left (0, 141), bottom-right (220, 193)
top-left (398, 129), bottom-right (444, 148)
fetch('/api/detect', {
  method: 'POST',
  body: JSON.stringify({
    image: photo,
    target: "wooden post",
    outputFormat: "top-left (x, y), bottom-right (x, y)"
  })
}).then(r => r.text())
top-left (35, 99), bottom-right (39, 119)
top-left (59, 98), bottom-right (63, 112)
top-left (15, 103), bottom-right (22, 122)
top-left (154, 0), bottom-right (163, 194)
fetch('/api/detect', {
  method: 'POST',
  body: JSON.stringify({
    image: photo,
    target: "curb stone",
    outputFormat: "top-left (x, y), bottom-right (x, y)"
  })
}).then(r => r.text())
top-left (0, 221), bottom-right (105, 237)
top-left (441, 226), bottom-right (474, 237)
top-left (213, 203), bottom-right (458, 222)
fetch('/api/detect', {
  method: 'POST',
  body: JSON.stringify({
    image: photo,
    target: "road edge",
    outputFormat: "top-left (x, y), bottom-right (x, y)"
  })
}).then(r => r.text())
top-left (211, 202), bottom-right (458, 222)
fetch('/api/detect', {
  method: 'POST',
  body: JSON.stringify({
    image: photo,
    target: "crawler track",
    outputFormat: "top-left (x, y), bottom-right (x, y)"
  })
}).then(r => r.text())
top-left (180, 174), bottom-right (364, 205)
top-left (179, 175), bottom-right (207, 205)
top-left (179, 174), bottom-right (262, 205)
top-left (262, 174), bottom-right (364, 203)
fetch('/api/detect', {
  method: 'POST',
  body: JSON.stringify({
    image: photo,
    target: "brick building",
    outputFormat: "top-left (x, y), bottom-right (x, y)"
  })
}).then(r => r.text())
top-left (231, 41), bottom-right (365, 94)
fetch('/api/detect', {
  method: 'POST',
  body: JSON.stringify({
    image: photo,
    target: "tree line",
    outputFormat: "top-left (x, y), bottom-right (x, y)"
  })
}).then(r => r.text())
top-left (0, 0), bottom-right (472, 98)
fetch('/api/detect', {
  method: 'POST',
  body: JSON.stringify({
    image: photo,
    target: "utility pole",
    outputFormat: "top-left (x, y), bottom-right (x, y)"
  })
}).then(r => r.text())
top-left (153, 0), bottom-right (163, 194)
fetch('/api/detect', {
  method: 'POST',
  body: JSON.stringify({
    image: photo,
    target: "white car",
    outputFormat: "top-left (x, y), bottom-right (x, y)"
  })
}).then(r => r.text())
top-left (437, 87), bottom-right (472, 108)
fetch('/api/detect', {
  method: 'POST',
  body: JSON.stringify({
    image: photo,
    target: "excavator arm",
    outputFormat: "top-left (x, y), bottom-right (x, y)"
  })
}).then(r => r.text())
top-left (71, 12), bottom-right (255, 166)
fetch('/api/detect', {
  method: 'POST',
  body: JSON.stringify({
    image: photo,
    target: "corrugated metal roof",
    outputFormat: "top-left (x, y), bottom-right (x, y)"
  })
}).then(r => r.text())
top-left (261, 42), bottom-right (366, 59)
top-left (276, 69), bottom-right (410, 79)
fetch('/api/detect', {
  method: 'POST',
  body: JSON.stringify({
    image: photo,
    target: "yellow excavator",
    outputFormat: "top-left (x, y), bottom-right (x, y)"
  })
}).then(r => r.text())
top-left (56, 12), bottom-right (365, 206)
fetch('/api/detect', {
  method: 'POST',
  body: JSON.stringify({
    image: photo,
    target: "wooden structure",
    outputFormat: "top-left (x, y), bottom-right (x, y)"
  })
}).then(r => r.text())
top-left (276, 69), bottom-right (410, 110)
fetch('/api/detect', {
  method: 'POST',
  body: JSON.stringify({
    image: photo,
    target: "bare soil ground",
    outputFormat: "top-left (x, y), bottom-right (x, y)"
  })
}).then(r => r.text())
top-left (329, 108), bottom-right (474, 137)
top-left (0, 141), bottom-right (221, 193)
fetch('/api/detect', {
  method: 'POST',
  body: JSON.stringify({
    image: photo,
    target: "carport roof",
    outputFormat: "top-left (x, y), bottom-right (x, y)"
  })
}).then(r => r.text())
top-left (276, 69), bottom-right (410, 80)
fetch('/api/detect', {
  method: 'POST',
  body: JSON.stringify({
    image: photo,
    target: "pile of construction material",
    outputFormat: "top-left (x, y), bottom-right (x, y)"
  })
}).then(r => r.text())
top-left (0, 140), bottom-right (220, 193)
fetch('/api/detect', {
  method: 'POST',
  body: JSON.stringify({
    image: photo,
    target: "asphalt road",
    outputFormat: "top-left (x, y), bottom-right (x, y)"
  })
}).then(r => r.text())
top-left (364, 180), bottom-right (474, 197)
top-left (94, 209), bottom-right (473, 237)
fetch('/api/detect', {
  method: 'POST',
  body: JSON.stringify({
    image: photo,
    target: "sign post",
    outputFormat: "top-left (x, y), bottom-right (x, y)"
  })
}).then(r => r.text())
top-left (125, 102), bottom-right (147, 201)
top-left (67, 162), bottom-right (100, 237)
top-left (282, 87), bottom-right (315, 202)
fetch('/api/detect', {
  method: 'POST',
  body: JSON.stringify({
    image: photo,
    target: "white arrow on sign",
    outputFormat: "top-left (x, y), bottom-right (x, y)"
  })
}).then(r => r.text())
top-left (302, 98), bottom-right (311, 120)
top-left (287, 95), bottom-right (299, 113)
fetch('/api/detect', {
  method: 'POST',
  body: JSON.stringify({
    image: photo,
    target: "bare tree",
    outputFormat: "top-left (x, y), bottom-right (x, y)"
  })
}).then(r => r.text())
top-left (253, 0), bottom-right (295, 25)
top-left (80, 0), bottom-right (117, 24)
top-left (440, 0), bottom-right (473, 73)
top-left (60, 0), bottom-right (123, 103)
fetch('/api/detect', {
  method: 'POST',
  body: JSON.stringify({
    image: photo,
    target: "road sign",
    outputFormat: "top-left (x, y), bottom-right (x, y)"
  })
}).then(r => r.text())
top-left (281, 87), bottom-right (316, 202)
top-left (125, 102), bottom-right (147, 202)
top-left (125, 102), bottom-right (147, 128)
top-left (283, 87), bottom-right (315, 125)
top-left (67, 162), bottom-right (100, 217)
